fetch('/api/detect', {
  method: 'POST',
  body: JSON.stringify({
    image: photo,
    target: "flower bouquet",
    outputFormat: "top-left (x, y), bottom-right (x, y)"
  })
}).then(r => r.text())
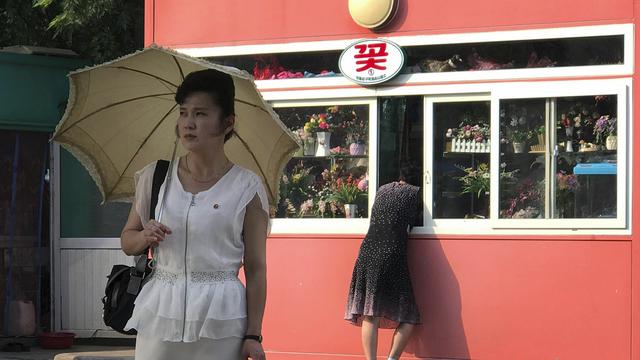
top-left (329, 176), bottom-right (367, 218)
top-left (556, 171), bottom-right (579, 217)
top-left (445, 119), bottom-right (490, 153)
top-left (291, 128), bottom-right (316, 156)
top-left (457, 163), bottom-right (490, 199)
top-left (500, 104), bottom-right (540, 153)
top-left (342, 117), bottom-right (368, 154)
top-left (593, 115), bottom-right (617, 149)
top-left (304, 113), bottom-right (336, 156)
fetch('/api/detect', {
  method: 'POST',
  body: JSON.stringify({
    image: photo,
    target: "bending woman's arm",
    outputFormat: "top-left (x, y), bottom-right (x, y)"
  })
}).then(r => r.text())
top-left (242, 194), bottom-right (268, 359)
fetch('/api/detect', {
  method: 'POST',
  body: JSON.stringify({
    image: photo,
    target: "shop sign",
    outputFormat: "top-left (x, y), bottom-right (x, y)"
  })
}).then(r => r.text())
top-left (339, 39), bottom-right (404, 86)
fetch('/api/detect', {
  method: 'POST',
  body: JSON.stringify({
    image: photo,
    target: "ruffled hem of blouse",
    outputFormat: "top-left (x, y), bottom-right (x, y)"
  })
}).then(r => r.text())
top-left (125, 307), bottom-right (246, 342)
top-left (124, 277), bottom-right (247, 342)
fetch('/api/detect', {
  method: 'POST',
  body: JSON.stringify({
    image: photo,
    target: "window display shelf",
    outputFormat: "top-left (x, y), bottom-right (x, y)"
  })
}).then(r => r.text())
top-left (442, 151), bottom-right (490, 158)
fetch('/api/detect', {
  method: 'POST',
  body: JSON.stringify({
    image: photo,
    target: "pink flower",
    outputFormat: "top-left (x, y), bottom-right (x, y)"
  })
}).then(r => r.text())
top-left (357, 178), bottom-right (368, 191)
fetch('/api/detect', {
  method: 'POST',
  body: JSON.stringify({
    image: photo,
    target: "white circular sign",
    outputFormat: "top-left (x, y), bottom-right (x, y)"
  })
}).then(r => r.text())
top-left (339, 39), bottom-right (404, 86)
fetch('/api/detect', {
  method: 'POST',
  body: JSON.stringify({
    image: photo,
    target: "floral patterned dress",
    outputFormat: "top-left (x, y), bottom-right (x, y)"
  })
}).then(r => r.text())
top-left (344, 181), bottom-right (422, 328)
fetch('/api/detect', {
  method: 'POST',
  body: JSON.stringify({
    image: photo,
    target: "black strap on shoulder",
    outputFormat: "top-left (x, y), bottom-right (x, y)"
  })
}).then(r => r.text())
top-left (150, 160), bottom-right (170, 220)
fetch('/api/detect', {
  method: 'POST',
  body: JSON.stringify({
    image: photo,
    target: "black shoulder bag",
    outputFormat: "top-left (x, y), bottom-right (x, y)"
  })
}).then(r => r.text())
top-left (102, 160), bottom-right (170, 335)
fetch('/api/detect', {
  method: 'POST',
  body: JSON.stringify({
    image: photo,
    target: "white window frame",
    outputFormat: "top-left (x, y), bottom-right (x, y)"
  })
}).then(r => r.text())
top-left (246, 23), bottom-right (634, 235)
top-left (269, 98), bottom-right (378, 234)
top-left (424, 94), bottom-right (492, 231)
top-left (489, 79), bottom-right (631, 229)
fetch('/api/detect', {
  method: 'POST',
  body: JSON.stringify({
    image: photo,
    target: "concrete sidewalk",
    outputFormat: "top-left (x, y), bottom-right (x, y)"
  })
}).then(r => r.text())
top-left (0, 345), bottom-right (133, 360)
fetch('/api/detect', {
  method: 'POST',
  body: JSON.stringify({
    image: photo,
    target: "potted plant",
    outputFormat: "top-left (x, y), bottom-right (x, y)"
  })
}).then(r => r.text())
top-left (445, 116), bottom-right (490, 153)
top-left (330, 176), bottom-right (366, 218)
top-left (342, 116), bottom-right (368, 155)
top-left (509, 129), bottom-right (531, 153)
top-left (500, 103), bottom-right (542, 153)
top-left (593, 115), bottom-right (617, 150)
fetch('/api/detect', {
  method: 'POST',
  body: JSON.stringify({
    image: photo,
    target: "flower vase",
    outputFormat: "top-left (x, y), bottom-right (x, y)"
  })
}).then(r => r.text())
top-left (344, 204), bottom-right (357, 218)
top-left (349, 143), bottom-right (365, 155)
top-left (512, 142), bottom-right (526, 153)
top-left (315, 132), bottom-right (331, 157)
top-left (566, 140), bottom-right (573, 152)
top-left (303, 137), bottom-right (316, 156)
top-left (605, 135), bottom-right (617, 150)
top-left (565, 126), bottom-right (574, 138)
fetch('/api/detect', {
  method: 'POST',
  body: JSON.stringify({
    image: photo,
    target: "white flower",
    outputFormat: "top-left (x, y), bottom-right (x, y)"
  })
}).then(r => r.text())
top-left (300, 199), bottom-right (314, 214)
top-left (518, 116), bottom-right (526, 125)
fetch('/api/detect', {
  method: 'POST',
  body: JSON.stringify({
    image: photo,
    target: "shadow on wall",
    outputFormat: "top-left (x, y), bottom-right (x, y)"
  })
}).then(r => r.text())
top-left (405, 238), bottom-right (471, 360)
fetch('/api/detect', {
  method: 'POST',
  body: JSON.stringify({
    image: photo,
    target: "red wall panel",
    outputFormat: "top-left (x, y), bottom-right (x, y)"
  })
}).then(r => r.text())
top-left (147, 0), bottom-right (633, 48)
top-left (263, 237), bottom-right (631, 359)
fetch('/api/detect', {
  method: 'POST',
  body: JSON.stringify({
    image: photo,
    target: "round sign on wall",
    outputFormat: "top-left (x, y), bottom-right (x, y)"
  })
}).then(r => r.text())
top-left (339, 39), bottom-right (404, 86)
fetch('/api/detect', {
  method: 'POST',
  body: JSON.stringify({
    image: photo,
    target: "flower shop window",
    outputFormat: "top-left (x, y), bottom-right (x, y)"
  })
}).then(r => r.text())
top-left (208, 51), bottom-right (341, 80)
top-left (490, 80), bottom-right (628, 229)
top-left (272, 101), bottom-right (374, 220)
top-left (425, 96), bottom-right (491, 223)
top-left (401, 34), bottom-right (625, 75)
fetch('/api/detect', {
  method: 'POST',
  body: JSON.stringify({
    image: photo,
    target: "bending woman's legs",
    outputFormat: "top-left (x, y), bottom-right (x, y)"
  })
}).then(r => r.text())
top-left (388, 323), bottom-right (415, 360)
top-left (361, 316), bottom-right (380, 360)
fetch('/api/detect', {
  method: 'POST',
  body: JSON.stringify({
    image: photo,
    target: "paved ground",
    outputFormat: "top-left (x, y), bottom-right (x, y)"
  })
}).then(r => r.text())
top-left (0, 345), bottom-right (133, 360)
top-left (0, 338), bottom-right (134, 360)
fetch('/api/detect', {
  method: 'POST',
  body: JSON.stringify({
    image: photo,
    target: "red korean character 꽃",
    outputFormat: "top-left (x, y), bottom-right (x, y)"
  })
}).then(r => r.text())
top-left (354, 43), bottom-right (388, 72)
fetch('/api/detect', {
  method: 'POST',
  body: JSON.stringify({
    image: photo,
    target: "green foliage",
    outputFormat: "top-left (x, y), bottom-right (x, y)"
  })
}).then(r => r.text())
top-left (33, 0), bottom-right (144, 63)
top-left (330, 181), bottom-right (366, 204)
top-left (0, 0), bottom-right (143, 63)
top-left (457, 163), bottom-right (490, 198)
top-left (0, 0), bottom-right (64, 48)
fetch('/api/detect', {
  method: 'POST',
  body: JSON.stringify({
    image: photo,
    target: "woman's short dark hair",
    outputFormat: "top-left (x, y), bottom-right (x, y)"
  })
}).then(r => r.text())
top-left (398, 161), bottom-right (421, 186)
top-left (175, 69), bottom-right (235, 142)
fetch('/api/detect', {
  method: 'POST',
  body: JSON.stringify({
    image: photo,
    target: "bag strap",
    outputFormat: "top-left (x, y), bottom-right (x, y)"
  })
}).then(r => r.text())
top-left (150, 160), bottom-right (170, 220)
top-left (134, 160), bottom-right (170, 271)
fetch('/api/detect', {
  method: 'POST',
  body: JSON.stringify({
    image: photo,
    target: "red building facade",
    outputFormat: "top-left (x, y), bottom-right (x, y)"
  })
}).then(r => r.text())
top-left (145, 1), bottom-right (640, 359)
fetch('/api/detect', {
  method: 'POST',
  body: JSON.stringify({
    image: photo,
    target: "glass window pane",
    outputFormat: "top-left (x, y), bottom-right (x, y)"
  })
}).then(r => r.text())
top-left (498, 94), bottom-right (619, 220)
top-left (499, 99), bottom-right (547, 219)
top-left (60, 148), bottom-right (130, 237)
top-left (555, 95), bottom-right (617, 218)
top-left (378, 97), bottom-right (424, 226)
top-left (273, 104), bottom-right (370, 218)
top-left (433, 101), bottom-right (490, 219)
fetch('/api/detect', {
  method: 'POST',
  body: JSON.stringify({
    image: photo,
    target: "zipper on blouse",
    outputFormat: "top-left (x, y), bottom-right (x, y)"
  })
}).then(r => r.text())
top-left (181, 193), bottom-right (196, 341)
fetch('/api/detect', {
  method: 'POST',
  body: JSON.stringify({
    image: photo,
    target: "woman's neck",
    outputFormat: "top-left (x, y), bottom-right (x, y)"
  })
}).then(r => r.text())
top-left (185, 151), bottom-right (230, 178)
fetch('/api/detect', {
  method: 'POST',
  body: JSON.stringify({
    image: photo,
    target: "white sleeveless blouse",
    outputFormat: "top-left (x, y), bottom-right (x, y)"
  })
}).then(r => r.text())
top-left (125, 160), bottom-right (269, 342)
